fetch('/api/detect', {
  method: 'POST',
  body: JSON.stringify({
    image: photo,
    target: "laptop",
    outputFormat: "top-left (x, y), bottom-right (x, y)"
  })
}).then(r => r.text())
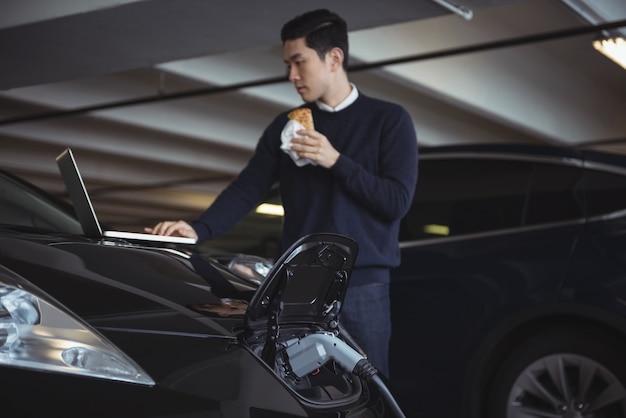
top-left (56, 148), bottom-right (197, 245)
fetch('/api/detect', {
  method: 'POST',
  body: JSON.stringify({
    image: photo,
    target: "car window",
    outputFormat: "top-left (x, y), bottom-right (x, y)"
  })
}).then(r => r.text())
top-left (525, 162), bottom-right (583, 225)
top-left (400, 158), bottom-right (530, 241)
top-left (0, 173), bottom-right (83, 234)
top-left (581, 167), bottom-right (626, 217)
top-left (399, 157), bottom-right (585, 242)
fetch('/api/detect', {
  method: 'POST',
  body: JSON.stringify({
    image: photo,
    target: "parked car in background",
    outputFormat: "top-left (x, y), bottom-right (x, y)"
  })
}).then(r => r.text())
top-left (214, 143), bottom-right (626, 418)
top-left (390, 144), bottom-right (626, 418)
top-left (0, 168), bottom-right (404, 417)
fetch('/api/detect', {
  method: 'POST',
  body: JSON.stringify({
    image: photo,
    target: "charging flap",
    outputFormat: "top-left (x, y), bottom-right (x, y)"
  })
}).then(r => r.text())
top-left (245, 233), bottom-right (358, 330)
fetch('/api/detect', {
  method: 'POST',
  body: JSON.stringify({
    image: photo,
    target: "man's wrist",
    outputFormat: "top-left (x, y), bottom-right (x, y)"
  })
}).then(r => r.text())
top-left (329, 152), bottom-right (341, 169)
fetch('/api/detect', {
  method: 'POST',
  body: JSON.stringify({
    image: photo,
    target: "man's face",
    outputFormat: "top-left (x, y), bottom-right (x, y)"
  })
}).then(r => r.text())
top-left (283, 37), bottom-right (331, 103)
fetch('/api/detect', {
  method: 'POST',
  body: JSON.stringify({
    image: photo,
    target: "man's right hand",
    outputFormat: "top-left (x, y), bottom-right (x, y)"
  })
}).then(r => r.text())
top-left (145, 220), bottom-right (198, 240)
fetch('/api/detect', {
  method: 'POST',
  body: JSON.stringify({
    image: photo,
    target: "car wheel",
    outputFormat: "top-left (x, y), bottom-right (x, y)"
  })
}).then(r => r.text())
top-left (486, 326), bottom-right (626, 418)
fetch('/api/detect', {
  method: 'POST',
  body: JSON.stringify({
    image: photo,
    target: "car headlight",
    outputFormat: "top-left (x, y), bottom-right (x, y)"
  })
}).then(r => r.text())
top-left (0, 267), bottom-right (154, 386)
top-left (227, 254), bottom-right (273, 284)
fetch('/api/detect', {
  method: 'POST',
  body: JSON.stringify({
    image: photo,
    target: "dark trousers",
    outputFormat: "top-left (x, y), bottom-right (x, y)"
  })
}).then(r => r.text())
top-left (340, 268), bottom-right (391, 378)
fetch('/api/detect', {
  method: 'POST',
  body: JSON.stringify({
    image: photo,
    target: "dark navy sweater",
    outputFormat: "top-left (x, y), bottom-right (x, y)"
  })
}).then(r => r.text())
top-left (192, 93), bottom-right (418, 285)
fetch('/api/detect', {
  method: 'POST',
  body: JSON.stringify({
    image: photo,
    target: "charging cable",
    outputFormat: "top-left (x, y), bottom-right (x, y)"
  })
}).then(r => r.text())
top-left (285, 332), bottom-right (406, 418)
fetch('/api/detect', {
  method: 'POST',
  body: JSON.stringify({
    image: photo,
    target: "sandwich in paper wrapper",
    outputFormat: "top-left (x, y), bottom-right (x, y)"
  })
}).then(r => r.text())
top-left (281, 107), bottom-right (317, 167)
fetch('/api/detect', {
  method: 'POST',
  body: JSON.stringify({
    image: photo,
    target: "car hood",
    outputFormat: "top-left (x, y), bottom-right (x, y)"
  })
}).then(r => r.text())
top-left (0, 234), bottom-right (253, 336)
top-left (0, 232), bottom-right (358, 339)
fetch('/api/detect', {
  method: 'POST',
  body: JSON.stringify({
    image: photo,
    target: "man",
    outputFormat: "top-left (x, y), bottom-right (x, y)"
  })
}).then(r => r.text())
top-left (147, 9), bottom-right (418, 377)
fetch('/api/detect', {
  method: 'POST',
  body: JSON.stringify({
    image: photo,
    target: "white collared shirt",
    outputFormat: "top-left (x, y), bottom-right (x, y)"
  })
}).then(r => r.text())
top-left (316, 83), bottom-right (359, 112)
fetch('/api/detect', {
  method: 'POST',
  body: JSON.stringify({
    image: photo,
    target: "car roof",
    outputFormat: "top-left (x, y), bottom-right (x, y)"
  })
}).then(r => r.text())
top-left (419, 143), bottom-right (626, 167)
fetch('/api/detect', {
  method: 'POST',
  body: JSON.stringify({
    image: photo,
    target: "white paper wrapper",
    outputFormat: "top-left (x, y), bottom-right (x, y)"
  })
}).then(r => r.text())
top-left (280, 119), bottom-right (316, 167)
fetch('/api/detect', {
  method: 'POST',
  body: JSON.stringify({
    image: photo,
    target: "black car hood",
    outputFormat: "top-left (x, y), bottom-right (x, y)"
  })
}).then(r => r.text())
top-left (245, 233), bottom-right (358, 330)
top-left (0, 234), bottom-right (259, 336)
top-left (0, 231), bottom-right (358, 338)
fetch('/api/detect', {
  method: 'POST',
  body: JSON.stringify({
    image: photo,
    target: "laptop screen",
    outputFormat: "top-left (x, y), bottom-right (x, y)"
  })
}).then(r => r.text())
top-left (56, 148), bottom-right (103, 238)
top-left (55, 148), bottom-right (196, 245)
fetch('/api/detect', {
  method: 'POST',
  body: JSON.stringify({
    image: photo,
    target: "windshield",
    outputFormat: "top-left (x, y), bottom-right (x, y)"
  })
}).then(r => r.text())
top-left (0, 171), bottom-right (82, 235)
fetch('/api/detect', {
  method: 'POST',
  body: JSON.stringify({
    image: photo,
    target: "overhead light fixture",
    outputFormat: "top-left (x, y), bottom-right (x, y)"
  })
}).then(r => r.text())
top-left (430, 0), bottom-right (473, 21)
top-left (423, 224), bottom-right (450, 236)
top-left (593, 36), bottom-right (626, 70)
top-left (255, 203), bottom-right (284, 216)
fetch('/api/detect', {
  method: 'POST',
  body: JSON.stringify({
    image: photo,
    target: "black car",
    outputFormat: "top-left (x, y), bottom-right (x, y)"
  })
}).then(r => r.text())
top-left (0, 169), bottom-right (405, 417)
top-left (391, 144), bottom-right (626, 418)
top-left (212, 143), bottom-right (626, 418)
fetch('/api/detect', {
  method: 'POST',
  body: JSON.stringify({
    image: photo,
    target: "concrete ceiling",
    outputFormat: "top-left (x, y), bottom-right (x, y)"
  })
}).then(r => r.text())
top-left (0, 0), bottom-right (625, 233)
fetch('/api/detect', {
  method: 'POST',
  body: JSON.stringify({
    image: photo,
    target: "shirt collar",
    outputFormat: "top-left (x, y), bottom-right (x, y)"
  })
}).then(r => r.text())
top-left (316, 83), bottom-right (359, 112)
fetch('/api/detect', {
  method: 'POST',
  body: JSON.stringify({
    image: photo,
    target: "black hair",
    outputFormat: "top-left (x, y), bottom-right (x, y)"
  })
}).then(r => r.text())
top-left (281, 9), bottom-right (349, 69)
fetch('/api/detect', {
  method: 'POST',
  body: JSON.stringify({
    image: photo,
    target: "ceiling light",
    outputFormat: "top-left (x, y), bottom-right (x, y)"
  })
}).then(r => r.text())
top-left (255, 203), bottom-right (284, 217)
top-left (593, 36), bottom-right (626, 70)
top-left (423, 224), bottom-right (450, 236)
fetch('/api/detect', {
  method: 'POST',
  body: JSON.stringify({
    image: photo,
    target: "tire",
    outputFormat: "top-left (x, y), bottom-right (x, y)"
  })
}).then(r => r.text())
top-left (486, 326), bottom-right (626, 418)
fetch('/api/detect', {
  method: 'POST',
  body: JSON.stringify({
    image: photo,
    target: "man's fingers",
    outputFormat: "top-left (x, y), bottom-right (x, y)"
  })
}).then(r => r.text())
top-left (145, 220), bottom-right (197, 239)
